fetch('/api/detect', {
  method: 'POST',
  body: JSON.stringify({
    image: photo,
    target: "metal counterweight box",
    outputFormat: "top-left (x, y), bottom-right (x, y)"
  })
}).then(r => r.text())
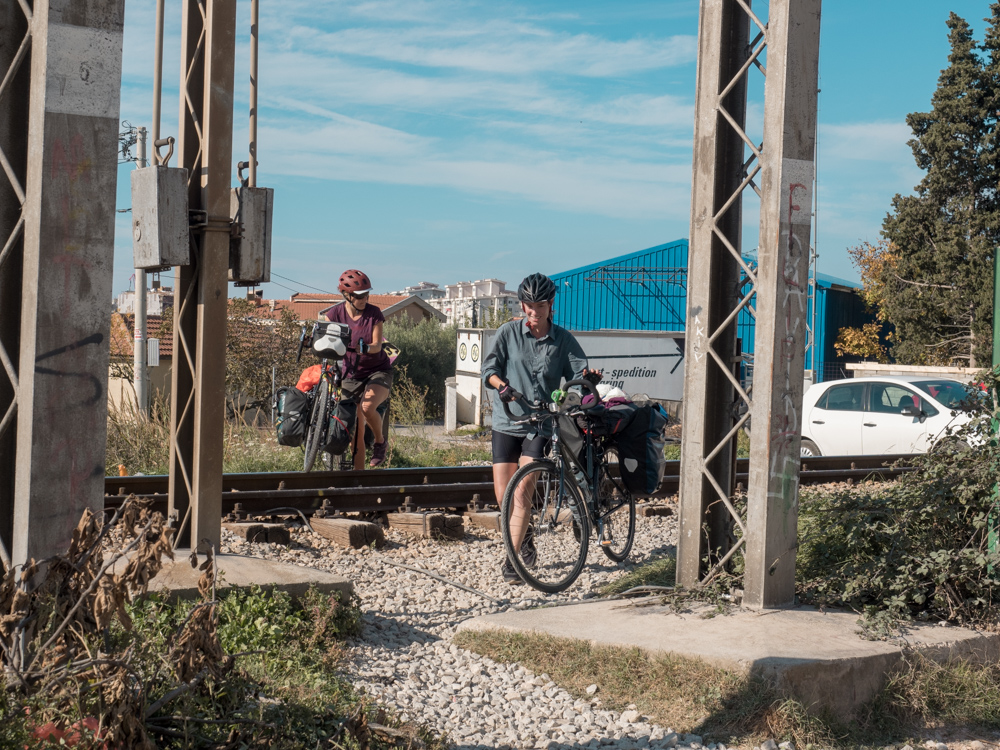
top-left (229, 186), bottom-right (273, 284)
top-left (130, 166), bottom-right (190, 269)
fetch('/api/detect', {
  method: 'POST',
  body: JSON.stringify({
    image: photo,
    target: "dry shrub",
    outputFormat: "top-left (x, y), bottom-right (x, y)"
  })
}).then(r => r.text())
top-left (0, 498), bottom-right (229, 748)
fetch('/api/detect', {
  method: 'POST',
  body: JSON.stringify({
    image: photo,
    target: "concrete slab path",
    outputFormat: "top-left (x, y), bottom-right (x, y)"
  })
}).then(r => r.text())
top-left (458, 598), bottom-right (1000, 718)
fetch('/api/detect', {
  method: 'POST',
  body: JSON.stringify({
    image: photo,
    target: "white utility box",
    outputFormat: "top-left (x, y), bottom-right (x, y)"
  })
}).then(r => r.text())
top-left (229, 186), bottom-right (274, 284)
top-left (130, 166), bottom-right (190, 269)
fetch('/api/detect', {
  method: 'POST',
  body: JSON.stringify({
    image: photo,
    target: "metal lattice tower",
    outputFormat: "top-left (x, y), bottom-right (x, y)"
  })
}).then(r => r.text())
top-left (167, 0), bottom-right (238, 551)
top-left (679, 0), bottom-right (821, 607)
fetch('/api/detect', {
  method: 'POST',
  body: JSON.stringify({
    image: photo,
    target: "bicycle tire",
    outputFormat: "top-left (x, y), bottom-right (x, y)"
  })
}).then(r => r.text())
top-left (500, 460), bottom-right (590, 593)
top-left (596, 447), bottom-right (636, 563)
top-left (303, 378), bottom-right (330, 473)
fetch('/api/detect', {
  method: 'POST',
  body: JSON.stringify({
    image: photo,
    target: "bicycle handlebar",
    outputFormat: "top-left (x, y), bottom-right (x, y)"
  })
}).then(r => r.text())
top-left (499, 377), bottom-right (601, 424)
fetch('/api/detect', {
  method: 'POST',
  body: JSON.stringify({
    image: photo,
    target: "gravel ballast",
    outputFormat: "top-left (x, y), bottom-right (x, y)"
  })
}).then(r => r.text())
top-left (221, 510), bottom-right (682, 749)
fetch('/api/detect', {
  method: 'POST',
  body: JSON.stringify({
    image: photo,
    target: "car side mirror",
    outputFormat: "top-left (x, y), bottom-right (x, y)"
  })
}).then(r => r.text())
top-left (901, 405), bottom-right (926, 422)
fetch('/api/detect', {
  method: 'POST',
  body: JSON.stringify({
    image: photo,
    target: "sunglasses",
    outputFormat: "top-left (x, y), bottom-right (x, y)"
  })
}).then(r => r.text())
top-left (348, 291), bottom-right (370, 300)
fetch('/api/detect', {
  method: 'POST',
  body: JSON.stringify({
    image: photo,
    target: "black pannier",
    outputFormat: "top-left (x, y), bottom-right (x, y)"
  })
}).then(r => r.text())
top-left (613, 402), bottom-right (669, 496)
top-left (324, 398), bottom-right (357, 456)
top-left (275, 386), bottom-right (310, 447)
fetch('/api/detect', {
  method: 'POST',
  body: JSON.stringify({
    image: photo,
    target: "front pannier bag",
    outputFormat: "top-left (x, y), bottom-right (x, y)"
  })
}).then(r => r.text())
top-left (324, 398), bottom-right (357, 456)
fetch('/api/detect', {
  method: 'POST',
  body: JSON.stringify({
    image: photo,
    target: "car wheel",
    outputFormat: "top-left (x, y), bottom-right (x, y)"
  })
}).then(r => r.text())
top-left (800, 439), bottom-right (821, 457)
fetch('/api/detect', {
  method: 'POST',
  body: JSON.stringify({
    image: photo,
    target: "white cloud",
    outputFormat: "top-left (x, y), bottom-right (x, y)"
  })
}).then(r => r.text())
top-left (258, 117), bottom-right (691, 219)
top-left (820, 122), bottom-right (913, 163)
top-left (289, 23), bottom-right (696, 77)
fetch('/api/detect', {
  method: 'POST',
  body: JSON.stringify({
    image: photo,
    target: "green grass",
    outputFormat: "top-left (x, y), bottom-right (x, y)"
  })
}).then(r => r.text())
top-left (600, 556), bottom-right (677, 596)
top-left (386, 434), bottom-right (492, 467)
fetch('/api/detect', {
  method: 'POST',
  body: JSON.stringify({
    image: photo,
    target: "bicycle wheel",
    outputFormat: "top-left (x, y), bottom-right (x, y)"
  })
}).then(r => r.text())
top-left (597, 447), bottom-right (636, 563)
top-left (303, 378), bottom-right (329, 472)
top-left (501, 460), bottom-right (590, 593)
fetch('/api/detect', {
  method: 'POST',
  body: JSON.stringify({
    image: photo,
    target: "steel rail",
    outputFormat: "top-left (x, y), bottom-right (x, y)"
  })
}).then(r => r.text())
top-left (105, 455), bottom-right (916, 517)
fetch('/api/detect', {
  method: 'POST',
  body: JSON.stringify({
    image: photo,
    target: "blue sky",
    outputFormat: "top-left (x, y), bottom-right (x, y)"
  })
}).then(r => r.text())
top-left (113, 0), bottom-right (995, 299)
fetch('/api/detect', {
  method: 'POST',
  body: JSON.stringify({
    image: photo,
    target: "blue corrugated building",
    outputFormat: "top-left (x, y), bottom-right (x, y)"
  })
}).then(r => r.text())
top-left (549, 239), bottom-right (873, 383)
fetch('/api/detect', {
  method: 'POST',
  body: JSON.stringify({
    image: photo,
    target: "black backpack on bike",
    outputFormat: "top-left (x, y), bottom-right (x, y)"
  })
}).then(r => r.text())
top-left (275, 386), bottom-right (310, 447)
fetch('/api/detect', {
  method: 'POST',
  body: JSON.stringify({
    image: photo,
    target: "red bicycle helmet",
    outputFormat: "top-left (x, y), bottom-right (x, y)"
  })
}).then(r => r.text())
top-left (338, 269), bottom-right (372, 294)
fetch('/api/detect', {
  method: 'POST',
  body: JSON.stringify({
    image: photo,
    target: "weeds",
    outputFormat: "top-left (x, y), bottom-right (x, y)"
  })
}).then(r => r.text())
top-left (876, 653), bottom-right (1000, 730)
top-left (1, 500), bottom-right (437, 748)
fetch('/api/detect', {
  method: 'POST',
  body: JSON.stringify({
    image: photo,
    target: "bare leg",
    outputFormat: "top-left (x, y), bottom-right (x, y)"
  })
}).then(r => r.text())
top-left (360, 384), bottom-right (389, 445)
top-left (494, 456), bottom-right (535, 550)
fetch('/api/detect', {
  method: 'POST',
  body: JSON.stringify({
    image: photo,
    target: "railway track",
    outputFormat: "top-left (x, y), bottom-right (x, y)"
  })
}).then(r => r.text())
top-left (104, 454), bottom-right (916, 518)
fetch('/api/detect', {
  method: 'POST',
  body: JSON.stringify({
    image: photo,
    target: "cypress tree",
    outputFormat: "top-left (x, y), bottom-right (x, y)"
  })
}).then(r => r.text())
top-left (879, 11), bottom-right (998, 366)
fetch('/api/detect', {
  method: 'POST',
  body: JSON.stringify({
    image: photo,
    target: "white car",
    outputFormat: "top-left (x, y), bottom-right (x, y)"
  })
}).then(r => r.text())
top-left (799, 376), bottom-right (974, 456)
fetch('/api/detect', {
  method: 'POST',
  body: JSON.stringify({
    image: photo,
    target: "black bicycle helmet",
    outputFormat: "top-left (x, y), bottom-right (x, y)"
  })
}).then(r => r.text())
top-left (517, 273), bottom-right (556, 303)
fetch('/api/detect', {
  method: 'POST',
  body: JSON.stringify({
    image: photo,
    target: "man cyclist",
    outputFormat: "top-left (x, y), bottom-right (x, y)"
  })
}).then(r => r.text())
top-left (326, 269), bottom-right (393, 469)
top-left (482, 272), bottom-right (598, 584)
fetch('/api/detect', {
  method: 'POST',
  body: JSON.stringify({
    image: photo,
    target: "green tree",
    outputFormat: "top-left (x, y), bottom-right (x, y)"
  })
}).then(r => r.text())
top-left (226, 298), bottom-right (303, 405)
top-left (383, 318), bottom-right (456, 418)
top-left (879, 11), bottom-right (999, 366)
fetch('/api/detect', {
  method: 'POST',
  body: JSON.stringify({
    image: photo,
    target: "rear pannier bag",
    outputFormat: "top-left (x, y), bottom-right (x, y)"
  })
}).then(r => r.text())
top-left (613, 402), bottom-right (669, 496)
top-left (275, 386), bottom-right (310, 447)
top-left (324, 398), bottom-right (357, 456)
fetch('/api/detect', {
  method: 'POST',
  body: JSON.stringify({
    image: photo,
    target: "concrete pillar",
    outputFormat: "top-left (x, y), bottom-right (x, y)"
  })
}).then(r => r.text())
top-left (445, 377), bottom-right (457, 432)
top-left (744, 0), bottom-right (821, 608)
top-left (12, 0), bottom-right (126, 565)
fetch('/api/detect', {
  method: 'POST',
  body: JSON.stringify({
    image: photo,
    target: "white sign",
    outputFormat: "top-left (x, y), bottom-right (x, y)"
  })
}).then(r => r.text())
top-left (455, 328), bottom-right (684, 402)
top-left (573, 331), bottom-right (685, 401)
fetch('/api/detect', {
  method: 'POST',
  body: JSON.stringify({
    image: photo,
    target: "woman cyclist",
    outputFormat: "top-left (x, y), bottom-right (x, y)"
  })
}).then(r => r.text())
top-left (482, 272), bottom-right (598, 584)
top-left (325, 269), bottom-right (393, 469)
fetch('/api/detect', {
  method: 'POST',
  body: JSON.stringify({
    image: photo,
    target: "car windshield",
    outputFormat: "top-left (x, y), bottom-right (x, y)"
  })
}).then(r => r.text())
top-left (913, 380), bottom-right (970, 408)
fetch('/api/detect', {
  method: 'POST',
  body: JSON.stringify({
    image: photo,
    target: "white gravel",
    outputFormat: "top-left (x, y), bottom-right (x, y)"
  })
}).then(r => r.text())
top-left (220, 511), bottom-right (688, 749)
top-left (218, 502), bottom-right (995, 750)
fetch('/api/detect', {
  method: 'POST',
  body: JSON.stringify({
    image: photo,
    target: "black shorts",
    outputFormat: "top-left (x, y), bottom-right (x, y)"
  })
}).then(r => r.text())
top-left (341, 370), bottom-right (393, 402)
top-left (492, 431), bottom-right (550, 464)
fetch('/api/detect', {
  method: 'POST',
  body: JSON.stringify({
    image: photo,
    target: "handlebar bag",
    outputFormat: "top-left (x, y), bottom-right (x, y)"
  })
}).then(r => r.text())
top-left (275, 386), bottom-right (310, 447)
top-left (324, 398), bottom-right (357, 456)
top-left (612, 402), bottom-right (669, 496)
top-left (313, 322), bottom-right (351, 360)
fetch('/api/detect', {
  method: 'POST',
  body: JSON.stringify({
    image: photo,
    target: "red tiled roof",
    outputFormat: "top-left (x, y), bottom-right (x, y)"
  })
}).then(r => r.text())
top-left (247, 294), bottom-right (411, 322)
top-left (110, 313), bottom-right (173, 359)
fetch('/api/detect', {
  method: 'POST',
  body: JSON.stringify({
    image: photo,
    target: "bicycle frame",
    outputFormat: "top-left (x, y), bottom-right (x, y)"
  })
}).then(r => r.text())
top-left (510, 391), bottom-right (619, 539)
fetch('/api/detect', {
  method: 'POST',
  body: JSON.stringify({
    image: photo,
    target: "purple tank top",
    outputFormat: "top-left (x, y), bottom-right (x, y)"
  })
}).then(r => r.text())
top-left (326, 303), bottom-right (392, 380)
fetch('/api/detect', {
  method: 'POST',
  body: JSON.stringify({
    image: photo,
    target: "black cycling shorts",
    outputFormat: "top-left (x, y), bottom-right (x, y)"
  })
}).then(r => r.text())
top-left (492, 431), bottom-right (550, 464)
